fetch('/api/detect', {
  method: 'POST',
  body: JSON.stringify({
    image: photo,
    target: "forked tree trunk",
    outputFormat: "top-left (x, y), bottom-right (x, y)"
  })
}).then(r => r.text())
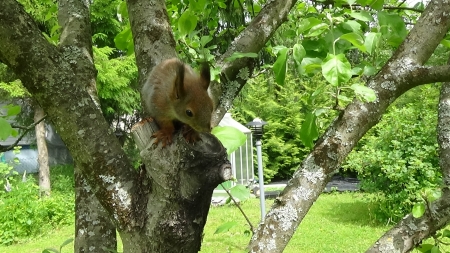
top-left (123, 119), bottom-right (231, 252)
top-left (34, 102), bottom-right (50, 196)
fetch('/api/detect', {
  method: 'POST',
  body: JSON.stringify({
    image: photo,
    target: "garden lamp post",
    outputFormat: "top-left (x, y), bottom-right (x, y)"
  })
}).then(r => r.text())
top-left (246, 118), bottom-right (268, 221)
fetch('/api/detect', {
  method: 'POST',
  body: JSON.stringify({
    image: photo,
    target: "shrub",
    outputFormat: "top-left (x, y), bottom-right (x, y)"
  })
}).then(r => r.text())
top-left (0, 165), bottom-right (75, 245)
top-left (343, 85), bottom-right (441, 223)
top-left (232, 74), bottom-right (334, 182)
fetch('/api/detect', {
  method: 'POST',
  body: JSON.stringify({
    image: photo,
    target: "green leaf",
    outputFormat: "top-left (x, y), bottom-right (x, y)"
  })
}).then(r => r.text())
top-left (377, 11), bottom-right (407, 47)
top-left (6, 105), bottom-right (21, 116)
top-left (42, 248), bottom-right (59, 253)
top-left (342, 20), bottom-right (362, 33)
top-left (189, 0), bottom-right (207, 11)
top-left (363, 65), bottom-right (377, 76)
top-left (322, 54), bottom-right (352, 86)
top-left (412, 202), bottom-right (426, 218)
top-left (425, 189), bottom-right (442, 202)
top-left (431, 246), bottom-right (441, 253)
top-left (0, 118), bottom-right (13, 141)
top-left (214, 221), bottom-right (238, 234)
top-left (117, 1), bottom-right (128, 19)
top-left (211, 126), bottom-right (246, 155)
top-left (230, 184), bottom-right (250, 201)
top-left (224, 52), bottom-right (258, 62)
top-left (273, 47), bottom-right (289, 86)
top-left (305, 23), bottom-right (328, 37)
top-left (301, 58), bottom-right (322, 74)
top-left (300, 112), bottom-right (319, 148)
top-left (10, 129), bottom-right (18, 137)
top-left (442, 229), bottom-right (450, 238)
top-left (417, 244), bottom-right (434, 253)
top-left (200, 36), bottom-right (213, 47)
top-left (369, 0), bottom-right (384, 10)
top-left (364, 32), bottom-right (381, 55)
top-left (349, 11), bottom-right (374, 22)
top-left (114, 27), bottom-right (134, 55)
top-left (350, 83), bottom-right (376, 102)
top-left (297, 17), bottom-right (322, 34)
top-left (441, 39), bottom-right (450, 48)
top-left (178, 10), bottom-right (198, 36)
top-left (59, 238), bottom-right (74, 251)
top-left (340, 33), bottom-right (366, 52)
top-left (292, 44), bottom-right (306, 67)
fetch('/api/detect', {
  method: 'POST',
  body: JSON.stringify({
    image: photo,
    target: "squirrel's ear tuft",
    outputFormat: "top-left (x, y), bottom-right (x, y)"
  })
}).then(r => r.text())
top-left (199, 62), bottom-right (211, 90)
top-left (174, 60), bottom-right (185, 99)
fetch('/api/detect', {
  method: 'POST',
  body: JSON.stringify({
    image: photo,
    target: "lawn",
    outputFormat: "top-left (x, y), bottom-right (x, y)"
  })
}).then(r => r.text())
top-left (0, 192), bottom-right (402, 253)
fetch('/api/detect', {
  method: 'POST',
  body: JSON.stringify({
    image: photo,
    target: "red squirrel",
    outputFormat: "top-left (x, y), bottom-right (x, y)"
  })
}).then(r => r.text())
top-left (141, 58), bottom-right (213, 146)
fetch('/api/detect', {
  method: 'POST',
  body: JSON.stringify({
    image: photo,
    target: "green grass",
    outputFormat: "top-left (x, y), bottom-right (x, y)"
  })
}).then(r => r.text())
top-left (201, 192), bottom-right (389, 253)
top-left (0, 192), bottom-right (399, 253)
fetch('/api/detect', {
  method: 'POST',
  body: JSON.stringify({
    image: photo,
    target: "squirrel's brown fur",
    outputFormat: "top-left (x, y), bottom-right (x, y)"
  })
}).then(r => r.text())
top-left (141, 58), bottom-right (213, 146)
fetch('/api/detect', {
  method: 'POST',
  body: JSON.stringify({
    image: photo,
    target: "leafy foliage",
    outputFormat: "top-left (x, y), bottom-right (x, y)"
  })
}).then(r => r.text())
top-left (343, 86), bottom-right (441, 222)
top-left (94, 46), bottom-right (140, 123)
top-left (232, 74), bottom-right (336, 181)
top-left (0, 165), bottom-right (75, 245)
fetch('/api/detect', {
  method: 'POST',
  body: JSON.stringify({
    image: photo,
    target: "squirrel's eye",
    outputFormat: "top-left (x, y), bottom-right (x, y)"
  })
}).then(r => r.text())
top-left (186, 110), bottom-right (193, 117)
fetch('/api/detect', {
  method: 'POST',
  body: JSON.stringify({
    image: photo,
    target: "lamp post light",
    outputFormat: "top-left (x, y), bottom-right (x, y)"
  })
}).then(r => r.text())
top-left (246, 118), bottom-right (268, 221)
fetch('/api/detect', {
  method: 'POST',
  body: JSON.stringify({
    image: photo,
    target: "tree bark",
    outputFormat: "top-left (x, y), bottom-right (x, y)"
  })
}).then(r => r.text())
top-left (124, 120), bottom-right (231, 252)
top-left (34, 102), bottom-right (50, 196)
top-left (75, 166), bottom-right (117, 253)
top-left (248, 1), bottom-right (450, 252)
top-left (57, 0), bottom-right (118, 251)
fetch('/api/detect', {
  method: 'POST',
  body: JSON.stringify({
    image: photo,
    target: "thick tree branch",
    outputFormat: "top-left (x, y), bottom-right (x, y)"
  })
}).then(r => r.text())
top-left (125, 0), bottom-right (177, 85)
top-left (408, 65), bottom-right (450, 86)
top-left (341, 4), bottom-right (424, 13)
top-left (0, 115), bottom-right (46, 153)
top-left (210, 0), bottom-right (299, 125)
top-left (248, 1), bottom-right (450, 252)
top-left (57, 0), bottom-right (119, 251)
top-left (0, 0), bottom-right (141, 230)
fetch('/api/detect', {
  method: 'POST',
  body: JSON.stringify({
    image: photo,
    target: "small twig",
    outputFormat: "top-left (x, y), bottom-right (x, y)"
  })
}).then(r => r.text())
top-left (0, 115), bottom-right (47, 152)
top-left (220, 183), bottom-right (255, 233)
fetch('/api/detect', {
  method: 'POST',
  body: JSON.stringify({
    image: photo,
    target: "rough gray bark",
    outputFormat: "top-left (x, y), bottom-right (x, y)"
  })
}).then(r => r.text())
top-left (127, 120), bottom-right (231, 252)
top-left (125, 0), bottom-right (178, 84)
top-left (75, 167), bottom-right (117, 253)
top-left (247, 1), bottom-right (450, 252)
top-left (34, 102), bottom-right (50, 196)
top-left (58, 0), bottom-right (118, 251)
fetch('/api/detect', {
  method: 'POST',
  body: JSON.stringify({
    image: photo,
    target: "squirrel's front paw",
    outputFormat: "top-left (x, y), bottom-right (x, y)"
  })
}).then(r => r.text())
top-left (182, 125), bottom-right (201, 143)
top-left (152, 130), bottom-right (173, 147)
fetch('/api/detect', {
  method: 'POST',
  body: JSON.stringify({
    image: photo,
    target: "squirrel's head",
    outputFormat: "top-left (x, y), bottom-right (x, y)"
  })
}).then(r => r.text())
top-left (173, 61), bottom-right (213, 133)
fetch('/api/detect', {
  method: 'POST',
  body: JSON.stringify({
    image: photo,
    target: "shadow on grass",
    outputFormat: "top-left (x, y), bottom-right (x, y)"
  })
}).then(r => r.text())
top-left (319, 194), bottom-right (385, 228)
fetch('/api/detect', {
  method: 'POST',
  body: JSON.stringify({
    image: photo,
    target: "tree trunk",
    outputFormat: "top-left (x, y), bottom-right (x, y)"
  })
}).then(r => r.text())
top-left (75, 166), bottom-right (117, 253)
top-left (122, 119), bottom-right (231, 252)
top-left (34, 102), bottom-right (50, 196)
